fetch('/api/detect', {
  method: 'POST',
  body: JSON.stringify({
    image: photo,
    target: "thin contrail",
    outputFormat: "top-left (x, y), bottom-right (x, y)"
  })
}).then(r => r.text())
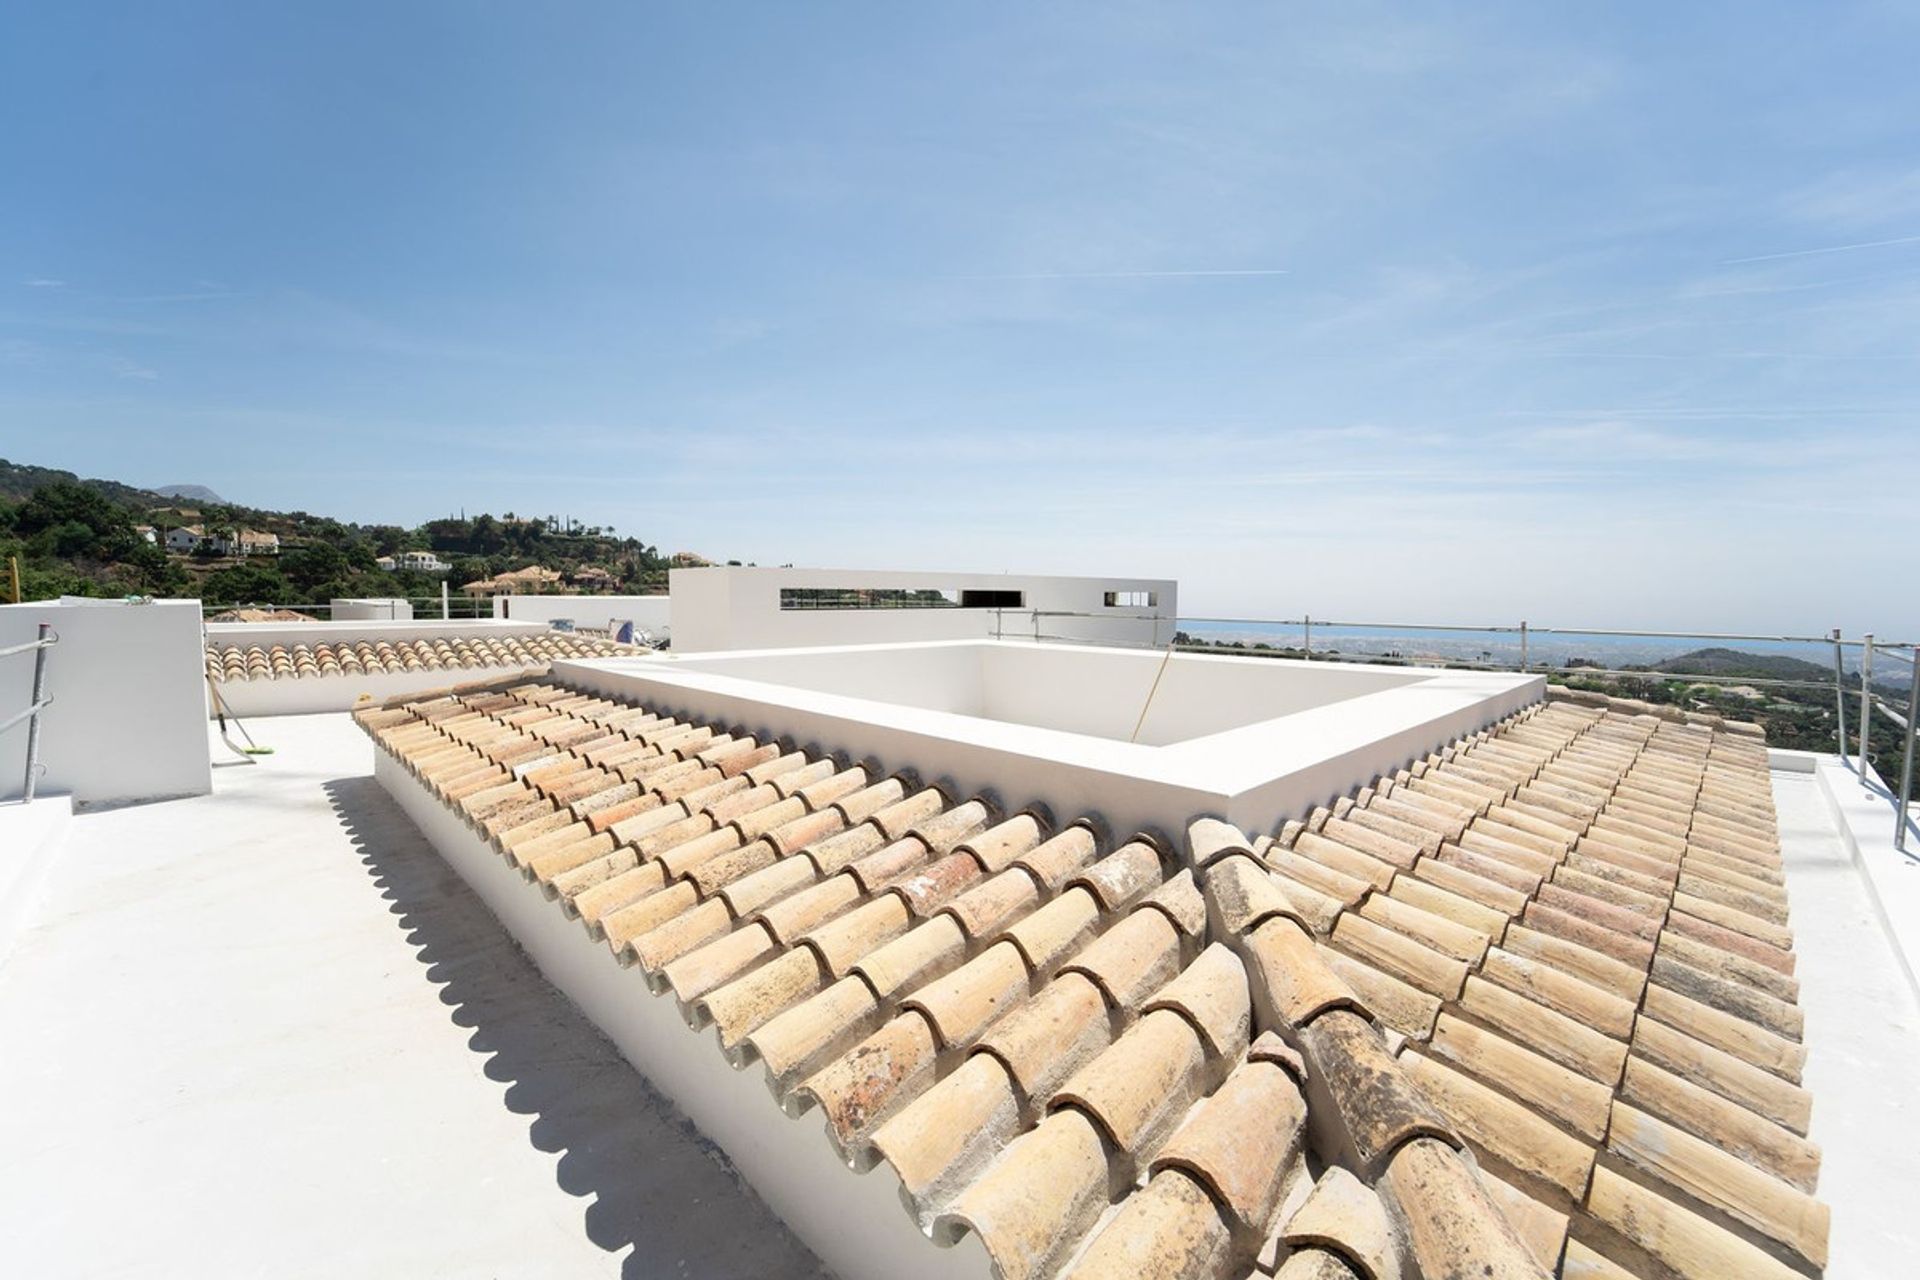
top-left (959, 268), bottom-right (1289, 280)
top-left (1721, 234), bottom-right (1920, 265)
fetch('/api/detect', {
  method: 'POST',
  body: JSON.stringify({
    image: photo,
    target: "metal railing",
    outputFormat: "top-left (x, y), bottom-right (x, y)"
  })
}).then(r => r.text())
top-left (778, 590), bottom-right (966, 611)
top-left (1858, 639), bottom-right (1920, 850)
top-left (196, 590), bottom-right (670, 623)
top-left (988, 607), bottom-right (1920, 854)
top-left (2, 624), bottom-right (57, 804)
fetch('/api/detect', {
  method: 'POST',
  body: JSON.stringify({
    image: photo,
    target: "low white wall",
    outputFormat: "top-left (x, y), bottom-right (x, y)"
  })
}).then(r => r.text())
top-left (657, 641), bottom-right (1428, 745)
top-left (981, 643), bottom-right (1423, 746)
top-left (669, 566), bottom-right (1175, 653)
top-left (1809, 755), bottom-right (1920, 1002)
top-left (376, 751), bottom-right (990, 1280)
top-left (330, 598), bottom-right (414, 622)
top-left (492, 594), bottom-right (671, 638)
top-left (0, 598), bottom-right (211, 806)
top-left (553, 643), bottom-right (1539, 845)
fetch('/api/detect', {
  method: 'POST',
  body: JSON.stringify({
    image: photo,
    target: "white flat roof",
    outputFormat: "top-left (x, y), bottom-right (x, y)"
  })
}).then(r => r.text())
top-left (0, 715), bottom-right (822, 1279)
top-left (3, 706), bottom-right (1915, 1277)
top-left (1772, 764), bottom-right (1920, 1279)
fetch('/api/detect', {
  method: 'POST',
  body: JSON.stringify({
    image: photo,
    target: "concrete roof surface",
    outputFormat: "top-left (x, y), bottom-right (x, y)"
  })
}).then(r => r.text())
top-left (0, 714), bottom-right (824, 1280)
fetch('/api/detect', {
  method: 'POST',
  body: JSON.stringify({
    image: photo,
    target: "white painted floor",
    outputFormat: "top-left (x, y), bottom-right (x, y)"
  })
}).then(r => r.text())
top-left (1774, 770), bottom-right (1920, 1280)
top-left (0, 714), bottom-right (825, 1280)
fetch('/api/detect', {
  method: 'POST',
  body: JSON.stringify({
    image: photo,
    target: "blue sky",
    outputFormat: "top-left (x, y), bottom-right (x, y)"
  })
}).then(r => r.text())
top-left (4, 2), bottom-right (1919, 633)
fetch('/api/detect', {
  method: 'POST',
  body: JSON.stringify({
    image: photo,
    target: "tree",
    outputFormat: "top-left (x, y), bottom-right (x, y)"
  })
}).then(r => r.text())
top-left (202, 563), bottom-right (293, 608)
top-left (280, 543), bottom-right (354, 595)
top-left (12, 482), bottom-right (139, 560)
top-left (363, 524), bottom-right (410, 556)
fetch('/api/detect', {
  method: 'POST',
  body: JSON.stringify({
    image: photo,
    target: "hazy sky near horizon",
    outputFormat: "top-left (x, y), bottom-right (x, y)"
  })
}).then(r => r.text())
top-left (4, 2), bottom-right (1919, 633)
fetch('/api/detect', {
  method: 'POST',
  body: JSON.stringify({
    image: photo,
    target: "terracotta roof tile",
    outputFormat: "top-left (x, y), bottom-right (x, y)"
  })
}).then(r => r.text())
top-left (1279, 1167), bottom-right (1397, 1280)
top-left (1151, 1036), bottom-right (1306, 1246)
top-left (358, 680), bottom-right (1826, 1280)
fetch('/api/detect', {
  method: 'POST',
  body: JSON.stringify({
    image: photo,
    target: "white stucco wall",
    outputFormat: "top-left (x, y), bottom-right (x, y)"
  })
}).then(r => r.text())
top-left (554, 641), bottom-right (1539, 841)
top-left (330, 598), bottom-right (414, 621)
top-left (0, 598), bottom-right (211, 806)
top-left (668, 567), bottom-right (1175, 653)
top-left (491, 594), bottom-right (671, 637)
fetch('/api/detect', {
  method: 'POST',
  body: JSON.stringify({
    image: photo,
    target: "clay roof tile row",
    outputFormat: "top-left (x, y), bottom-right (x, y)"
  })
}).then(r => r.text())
top-left (206, 632), bottom-right (627, 681)
top-left (356, 678), bottom-right (1822, 1280)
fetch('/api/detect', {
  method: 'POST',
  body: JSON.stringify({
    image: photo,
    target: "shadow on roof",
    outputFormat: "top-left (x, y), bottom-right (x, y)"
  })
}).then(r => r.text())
top-left (321, 774), bottom-right (828, 1280)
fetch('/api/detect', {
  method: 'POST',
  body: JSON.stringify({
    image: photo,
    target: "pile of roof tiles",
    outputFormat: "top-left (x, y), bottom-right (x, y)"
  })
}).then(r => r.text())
top-left (205, 633), bottom-right (626, 683)
top-left (355, 680), bottom-right (1824, 1280)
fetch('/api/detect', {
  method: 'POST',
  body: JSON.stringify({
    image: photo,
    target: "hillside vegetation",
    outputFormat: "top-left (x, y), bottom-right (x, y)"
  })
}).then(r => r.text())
top-left (1648, 647), bottom-right (1834, 682)
top-left (0, 456), bottom-right (679, 610)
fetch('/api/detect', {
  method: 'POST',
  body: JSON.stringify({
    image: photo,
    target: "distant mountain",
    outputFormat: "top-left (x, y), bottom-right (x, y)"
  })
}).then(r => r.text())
top-left (0, 457), bottom-right (165, 508)
top-left (1650, 647), bottom-right (1833, 682)
top-left (151, 483), bottom-right (226, 504)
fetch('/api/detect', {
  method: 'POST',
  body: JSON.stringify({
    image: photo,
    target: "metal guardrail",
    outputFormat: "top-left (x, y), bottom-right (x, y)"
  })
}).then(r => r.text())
top-left (2, 623), bottom-right (56, 804)
top-left (1865, 640), bottom-right (1920, 853)
top-left (991, 608), bottom-right (1920, 855)
top-left (197, 591), bottom-right (669, 622)
top-left (777, 597), bottom-right (965, 610)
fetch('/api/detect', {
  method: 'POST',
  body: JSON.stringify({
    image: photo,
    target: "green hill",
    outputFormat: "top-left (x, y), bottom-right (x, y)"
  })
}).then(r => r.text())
top-left (1, 455), bottom-right (678, 609)
top-left (0, 457), bottom-right (167, 508)
top-left (1650, 647), bottom-right (1837, 682)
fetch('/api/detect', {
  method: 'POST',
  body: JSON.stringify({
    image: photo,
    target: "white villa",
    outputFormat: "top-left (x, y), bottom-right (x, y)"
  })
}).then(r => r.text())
top-left (380, 550), bottom-right (450, 573)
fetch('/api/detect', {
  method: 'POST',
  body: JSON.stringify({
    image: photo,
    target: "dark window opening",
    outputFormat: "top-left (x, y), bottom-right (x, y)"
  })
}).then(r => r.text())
top-left (960, 589), bottom-right (1024, 609)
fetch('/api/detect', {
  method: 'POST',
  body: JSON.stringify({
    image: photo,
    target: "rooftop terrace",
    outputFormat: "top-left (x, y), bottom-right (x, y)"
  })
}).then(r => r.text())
top-left (2, 672), bottom-right (1914, 1279)
top-left (3, 590), bottom-right (1918, 1279)
top-left (0, 715), bottom-right (823, 1279)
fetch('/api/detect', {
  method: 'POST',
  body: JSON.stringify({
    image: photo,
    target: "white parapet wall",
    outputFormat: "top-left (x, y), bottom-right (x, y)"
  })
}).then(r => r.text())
top-left (0, 597), bottom-right (212, 806)
top-left (555, 639), bottom-right (1540, 840)
top-left (668, 566), bottom-right (1175, 653)
top-left (491, 593), bottom-right (671, 639)
top-left (330, 597), bottom-right (414, 621)
top-left (206, 618), bottom-right (561, 718)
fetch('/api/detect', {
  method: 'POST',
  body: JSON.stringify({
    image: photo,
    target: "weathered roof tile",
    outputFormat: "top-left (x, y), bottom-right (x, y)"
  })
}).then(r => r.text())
top-left (363, 680), bottom-right (1825, 1280)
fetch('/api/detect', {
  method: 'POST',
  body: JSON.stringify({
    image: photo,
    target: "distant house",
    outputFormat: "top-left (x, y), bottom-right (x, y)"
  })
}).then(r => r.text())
top-left (395, 550), bottom-right (449, 573)
top-left (568, 565), bottom-right (616, 588)
top-left (375, 555), bottom-right (398, 571)
top-left (211, 529), bottom-right (280, 557)
top-left (462, 565), bottom-right (564, 597)
top-left (165, 525), bottom-right (206, 553)
top-left (133, 525), bottom-right (158, 545)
